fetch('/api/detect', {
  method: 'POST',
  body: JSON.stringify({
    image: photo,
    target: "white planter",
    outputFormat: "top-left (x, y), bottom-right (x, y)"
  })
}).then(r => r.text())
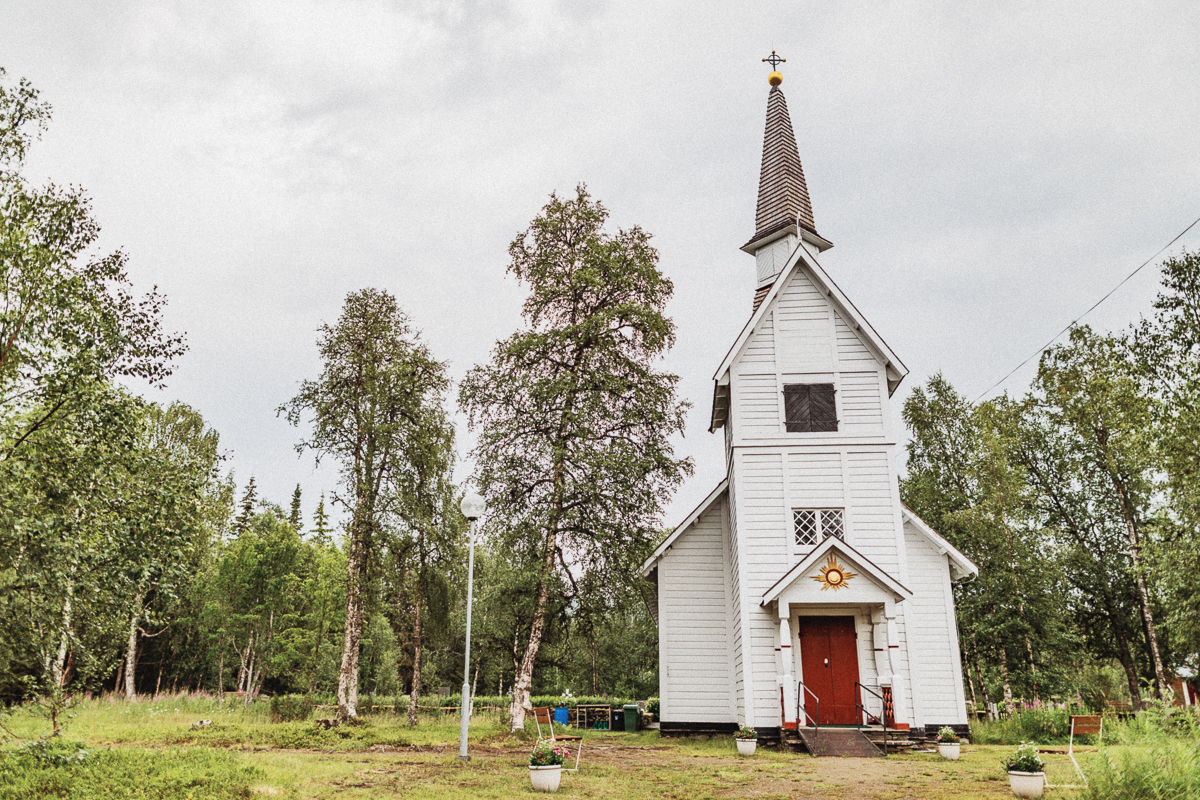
top-left (529, 765), bottom-right (562, 793)
top-left (937, 742), bottom-right (960, 760)
top-left (736, 739), bottom-right (757, 756)
top-left (1007, 771), bottom-right (1045, 799)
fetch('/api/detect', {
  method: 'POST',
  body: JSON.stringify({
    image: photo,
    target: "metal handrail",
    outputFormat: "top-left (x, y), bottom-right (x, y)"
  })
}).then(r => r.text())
top-left (855, 682), bottom-right (888, 755)
top-left (796, 680), bottom-right (820, 741)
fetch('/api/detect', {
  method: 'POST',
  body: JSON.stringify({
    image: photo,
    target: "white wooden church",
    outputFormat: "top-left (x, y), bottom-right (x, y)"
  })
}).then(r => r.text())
top-left (641, 66), bottom-right (978, 745)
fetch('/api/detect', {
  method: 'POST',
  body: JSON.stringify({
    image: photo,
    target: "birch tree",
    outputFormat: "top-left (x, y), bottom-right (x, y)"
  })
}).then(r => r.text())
top-left (459, 186), bottom-right (692, 730)
top-left (283, 288), bottom-right (447, 719)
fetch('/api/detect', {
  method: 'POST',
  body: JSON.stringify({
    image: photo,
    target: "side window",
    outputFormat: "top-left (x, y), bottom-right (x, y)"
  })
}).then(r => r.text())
top-left (782, 383), bottom-right (837, 432)
top-left (793, 508), bottom-right (845, 547)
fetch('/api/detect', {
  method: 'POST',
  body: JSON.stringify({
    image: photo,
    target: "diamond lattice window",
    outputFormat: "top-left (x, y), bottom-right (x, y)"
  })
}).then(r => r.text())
top-left (793, 508), bottom-right (845, 548)
top-left (794, 510), bottom-right (819, 546)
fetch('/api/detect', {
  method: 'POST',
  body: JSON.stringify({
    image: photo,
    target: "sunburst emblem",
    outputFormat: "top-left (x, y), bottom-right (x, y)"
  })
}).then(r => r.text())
top-left (812, 556), bottom-right (857, 591)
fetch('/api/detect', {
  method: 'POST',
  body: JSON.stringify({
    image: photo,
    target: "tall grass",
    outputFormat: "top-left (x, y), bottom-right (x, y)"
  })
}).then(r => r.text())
top-left (969, 706), bottom-right (1074, 744)
top-left (1079, 738), bottom-right (1200, 799)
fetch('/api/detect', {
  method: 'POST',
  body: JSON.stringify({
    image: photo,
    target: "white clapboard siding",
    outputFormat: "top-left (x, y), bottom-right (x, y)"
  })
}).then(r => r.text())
top-left (835, 312), bottom-right (880, 369)
top-left (839, 372), bottom-right (885, 433)
top-left (844, 450), bottom-right (900, 571)
top-left (904, 521), bottom-right (968, 725)
top-left (739, 311), bottom-right (777, 374)
top-left (659, 496), bottom-right (735, 722)
top-left (787, 451), bottom-right (844, 502)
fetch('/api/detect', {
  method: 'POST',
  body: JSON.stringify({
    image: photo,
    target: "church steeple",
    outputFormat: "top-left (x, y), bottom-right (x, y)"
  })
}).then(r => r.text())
top-left (742, 62), bottom-right (832, 297)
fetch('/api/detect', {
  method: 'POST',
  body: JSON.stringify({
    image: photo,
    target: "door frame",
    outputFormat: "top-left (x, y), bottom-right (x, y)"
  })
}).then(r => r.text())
top-left (790, 606), bottom-right (876, 725)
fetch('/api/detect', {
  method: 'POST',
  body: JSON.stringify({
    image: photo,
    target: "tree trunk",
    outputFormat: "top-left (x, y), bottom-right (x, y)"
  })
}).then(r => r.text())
top-left (998, 646), bottom-right (1013, 716)
top-left (962, 637), bottom-right (979, 710)
top-left (1023, 632), bottom-right (1039, 702)
top-left (407, 565), bottom-right (425, 727)
top-left (1110, 608), bottom-right (1145, 710)
top-left (216, 642), bottom-right (225, 695)
top-left (508, 524), bottom-right (557, 731)
top-left (124, 595), bottom-right (143, 699)
top-left (114, 651), bottom-right (125, 696)
top-left (970, 633), bottom-right (990, 716)
top-left (1112, 474), bottom-right (1170, 700)
top-left (337, 517), bottom-right (368, 720)
top-left (51, 591), bottom-right (72, 689)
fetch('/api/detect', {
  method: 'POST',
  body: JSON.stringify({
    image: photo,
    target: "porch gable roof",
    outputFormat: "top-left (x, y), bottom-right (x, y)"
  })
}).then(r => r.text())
top-left (760, 535), bottom-right (913, 607)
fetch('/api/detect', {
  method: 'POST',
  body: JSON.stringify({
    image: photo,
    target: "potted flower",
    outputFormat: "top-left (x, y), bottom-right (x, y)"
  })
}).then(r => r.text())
top-left (935, 726), bottom-right (961, 760)
top-left (734, 725), bottom-right (758, 756)
top-left (1003, 743), bottom-right (1045, 799)
top-left (529, 740), bottom-right (570, 793)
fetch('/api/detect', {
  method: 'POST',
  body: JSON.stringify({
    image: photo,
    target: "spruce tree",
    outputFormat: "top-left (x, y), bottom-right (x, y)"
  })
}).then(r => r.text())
top-left (288, 484), bottom-right (303, 531)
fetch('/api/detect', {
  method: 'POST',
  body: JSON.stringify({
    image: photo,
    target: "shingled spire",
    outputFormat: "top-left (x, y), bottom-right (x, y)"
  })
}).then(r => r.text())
top-left (742, 68), bottom-right (832, 282)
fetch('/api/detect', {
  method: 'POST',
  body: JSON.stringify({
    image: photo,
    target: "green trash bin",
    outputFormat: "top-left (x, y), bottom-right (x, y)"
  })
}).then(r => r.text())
top-left (623, 704), bottom-right (639, 732)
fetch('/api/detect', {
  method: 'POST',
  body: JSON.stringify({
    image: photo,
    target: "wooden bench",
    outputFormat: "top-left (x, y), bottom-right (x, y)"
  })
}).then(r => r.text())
top-left (1046, 715), bottom-right (1103, 789)
top-left (1105, 701), bottom-right (1133, 718)
top-left (531, 707), bottom-right (583, 771)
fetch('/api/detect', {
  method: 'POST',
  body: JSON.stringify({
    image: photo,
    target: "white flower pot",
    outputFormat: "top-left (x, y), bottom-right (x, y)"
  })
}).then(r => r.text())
top-left (937, 742), bottom-right (960, 760)
top-left (736, 739), bottom-right (757, 756)
top-left (1007, 771), bottom-right (1045, 799)
top-left (529, 765), bottom-right (562, 793)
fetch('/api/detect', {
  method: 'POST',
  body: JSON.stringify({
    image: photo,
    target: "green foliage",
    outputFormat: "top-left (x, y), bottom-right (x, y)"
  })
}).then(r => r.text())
top-left (269, 694), bottom-right (314, 723)
top-left (0, 745), bottom-right (261, 800)
top-left (459, 185), bottom-right (690, 722)
top-left (646, 697), bottom-right (659, 718)
top-left (283, 288), bottom-right (450, 715)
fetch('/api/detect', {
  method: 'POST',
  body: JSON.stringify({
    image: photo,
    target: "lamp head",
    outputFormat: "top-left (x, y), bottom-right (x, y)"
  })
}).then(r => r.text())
top-left (460, 492), bottom-right (485, 521)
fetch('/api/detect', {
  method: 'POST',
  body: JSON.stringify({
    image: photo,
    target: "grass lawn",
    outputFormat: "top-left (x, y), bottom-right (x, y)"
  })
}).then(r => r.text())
top-left (2, 697), bottom-right (1106, 798)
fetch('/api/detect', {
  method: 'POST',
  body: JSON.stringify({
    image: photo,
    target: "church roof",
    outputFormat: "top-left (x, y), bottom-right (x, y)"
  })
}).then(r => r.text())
top-left (640, 479), bottom-right (728, 577)
top-left (901, 505), bottom-right (979, 581)
top-left (743, 84), bottom-right (825, 251)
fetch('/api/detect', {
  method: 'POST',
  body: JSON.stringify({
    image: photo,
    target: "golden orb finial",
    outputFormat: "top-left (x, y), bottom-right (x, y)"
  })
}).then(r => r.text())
top-left (768, 71), bottom-right (783, 87)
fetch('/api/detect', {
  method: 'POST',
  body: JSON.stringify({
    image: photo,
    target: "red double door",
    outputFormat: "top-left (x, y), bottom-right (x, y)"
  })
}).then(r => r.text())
top-left (796, 616), bottom-right (861, 726)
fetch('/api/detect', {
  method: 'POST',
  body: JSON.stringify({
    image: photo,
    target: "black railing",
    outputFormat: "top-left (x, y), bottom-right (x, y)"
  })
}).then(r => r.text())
top-left (854, 682), bottom-right (888, 755)
top-left (796, 680), bottom-right (820, 744)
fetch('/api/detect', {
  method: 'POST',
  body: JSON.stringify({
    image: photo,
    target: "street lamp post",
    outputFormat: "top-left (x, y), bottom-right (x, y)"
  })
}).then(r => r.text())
top-left (457, 492), bottom-right (485, 761)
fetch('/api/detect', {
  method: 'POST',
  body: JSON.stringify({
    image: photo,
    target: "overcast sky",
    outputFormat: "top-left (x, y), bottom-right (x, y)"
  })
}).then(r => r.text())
top-left (3, 1), bottom-right (1199, 530)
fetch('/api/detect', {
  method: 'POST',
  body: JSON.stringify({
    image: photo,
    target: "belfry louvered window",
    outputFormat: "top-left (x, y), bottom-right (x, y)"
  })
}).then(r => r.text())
top-left (793, 509), bottom-right (845, 547)
top-left (782, 383), bottom-right (837, 432)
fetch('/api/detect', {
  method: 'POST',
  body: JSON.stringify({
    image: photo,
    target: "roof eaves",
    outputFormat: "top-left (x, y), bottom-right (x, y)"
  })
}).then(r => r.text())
top-left (901, 505), bottom-right (979, 581)
top-left (640, 479), bottom-right (730, 577)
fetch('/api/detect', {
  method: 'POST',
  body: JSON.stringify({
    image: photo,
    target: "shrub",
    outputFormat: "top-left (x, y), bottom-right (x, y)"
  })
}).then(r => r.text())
top-left (270, 694), bottom-right (315, 723)
top-left (647, 697), bottom-right (660, 719)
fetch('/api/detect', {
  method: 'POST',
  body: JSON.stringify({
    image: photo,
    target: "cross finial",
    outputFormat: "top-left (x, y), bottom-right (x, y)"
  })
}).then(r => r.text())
top-left (762, 50), bottom-right (786, 70)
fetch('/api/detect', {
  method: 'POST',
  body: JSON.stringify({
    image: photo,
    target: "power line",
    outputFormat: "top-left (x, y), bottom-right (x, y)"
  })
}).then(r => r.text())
top-left (972, 213), bottom-right (1200, 403)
